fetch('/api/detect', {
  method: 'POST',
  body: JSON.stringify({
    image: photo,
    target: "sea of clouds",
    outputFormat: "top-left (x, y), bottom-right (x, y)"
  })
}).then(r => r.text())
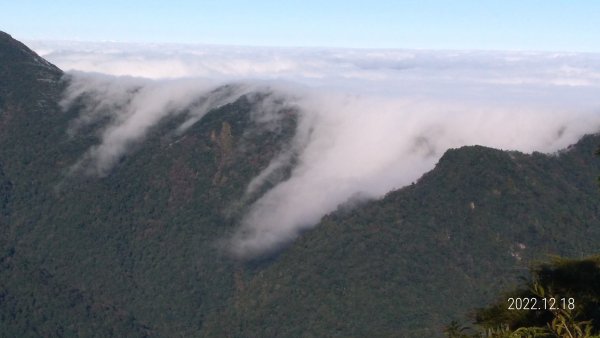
top-left (30, 40), bottom-right (600, 257)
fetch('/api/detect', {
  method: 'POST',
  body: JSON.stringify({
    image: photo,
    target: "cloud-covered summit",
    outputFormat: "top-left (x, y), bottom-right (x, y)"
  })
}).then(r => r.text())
top-left (46, 40), bottom-right (600, 257)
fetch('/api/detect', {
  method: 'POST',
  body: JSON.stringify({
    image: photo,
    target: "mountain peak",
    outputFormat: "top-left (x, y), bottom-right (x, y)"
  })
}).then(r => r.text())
top-left (0, 31), bottom-right (12, 40)
top-left (0, 30), bottom-right (61, 78)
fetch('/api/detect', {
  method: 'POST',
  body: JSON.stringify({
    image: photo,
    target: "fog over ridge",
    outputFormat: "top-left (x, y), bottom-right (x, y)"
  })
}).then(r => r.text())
top-left (48, 41), bottom-right (600, 257)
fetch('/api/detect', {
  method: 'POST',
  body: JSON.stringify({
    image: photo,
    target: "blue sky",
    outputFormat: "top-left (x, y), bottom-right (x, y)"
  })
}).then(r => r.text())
top-left (2, 0), bottom-right (599, 52)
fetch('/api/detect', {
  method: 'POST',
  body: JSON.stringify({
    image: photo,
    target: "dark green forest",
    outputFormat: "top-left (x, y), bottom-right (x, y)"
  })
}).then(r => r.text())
top-left (1, 31), bottom-right (599, 337)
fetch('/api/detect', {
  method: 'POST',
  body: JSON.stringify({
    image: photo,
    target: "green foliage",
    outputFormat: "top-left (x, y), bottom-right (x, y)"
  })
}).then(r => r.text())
top-left (447, 256), bottom-right (600, 338)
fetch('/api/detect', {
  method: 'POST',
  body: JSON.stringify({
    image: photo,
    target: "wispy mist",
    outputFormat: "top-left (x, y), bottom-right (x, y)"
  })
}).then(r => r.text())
top-left (48, 41), bottom-right (600, 257)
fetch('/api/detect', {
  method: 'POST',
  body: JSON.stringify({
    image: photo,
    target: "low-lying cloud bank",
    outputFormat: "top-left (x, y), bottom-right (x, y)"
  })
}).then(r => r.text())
top-left (41, 40), bottom-right (600, 258)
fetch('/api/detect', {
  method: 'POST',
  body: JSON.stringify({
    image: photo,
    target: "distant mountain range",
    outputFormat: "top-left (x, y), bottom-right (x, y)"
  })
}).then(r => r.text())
top-left (1, 31), bottom-right (599, 337)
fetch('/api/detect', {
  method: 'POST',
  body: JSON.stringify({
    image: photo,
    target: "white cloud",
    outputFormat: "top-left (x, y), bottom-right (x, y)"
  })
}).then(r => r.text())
top-left (46, 40), bottom-right (600, 257)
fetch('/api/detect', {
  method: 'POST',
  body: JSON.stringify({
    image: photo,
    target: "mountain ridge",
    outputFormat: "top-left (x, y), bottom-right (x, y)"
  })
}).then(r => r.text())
top-left (204, 132), bottom-right (600, 337)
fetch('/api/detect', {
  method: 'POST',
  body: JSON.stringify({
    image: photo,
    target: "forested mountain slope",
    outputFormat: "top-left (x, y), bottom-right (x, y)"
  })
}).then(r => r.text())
top-left (206, 135), bottom-right (600, 337)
